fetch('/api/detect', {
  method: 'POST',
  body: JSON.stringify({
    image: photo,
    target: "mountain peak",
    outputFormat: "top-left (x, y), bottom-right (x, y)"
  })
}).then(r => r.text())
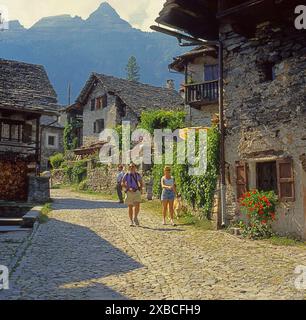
top-left (88, 2), bottom-right (120, 20)
top-left (86, 1), bottom-right (131, 30)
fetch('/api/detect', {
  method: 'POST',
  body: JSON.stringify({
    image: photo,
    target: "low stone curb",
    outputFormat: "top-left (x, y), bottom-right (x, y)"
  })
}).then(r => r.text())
top-left (8, 220), bottom-right (40, 278)
top-left (22, 206), bottom-right (42, 228)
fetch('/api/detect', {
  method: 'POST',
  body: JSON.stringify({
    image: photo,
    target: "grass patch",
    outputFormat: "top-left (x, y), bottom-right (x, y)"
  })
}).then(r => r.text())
top-left (39, 203), bottom-right (53, 224)
top-left (142, 199), bottom-right (213, 231)
top-left (266, 236), bottom-right (306, 247)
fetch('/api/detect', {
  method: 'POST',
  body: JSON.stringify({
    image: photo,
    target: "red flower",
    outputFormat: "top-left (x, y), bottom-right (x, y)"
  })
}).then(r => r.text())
top-left (259, 210), bottom-right (264, 215)
top-left (261, 220), bottom-right (267, 225)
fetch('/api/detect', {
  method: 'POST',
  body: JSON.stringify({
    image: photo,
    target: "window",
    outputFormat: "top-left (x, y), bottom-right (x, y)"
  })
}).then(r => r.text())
top-left (48, 136), bottom-right (55, 146)
top-left (46, 133), bottom-right (58, 149)
top-left (94, 119), bottom-right (105, 133)
top-left (91, 99), bottom-right (96, 111)
top-left (0, 120), bottom-right (24, 142)
top-left (96, 95), bottom-right (108, 109)
top-left (204, 64), bottom-right (219, 81)
top-left (256, 162), bottom-right (278, 193)
top-left (259, 62), bottom-right (276, 82)
top-left (236, 158), bottom-right (295, 202)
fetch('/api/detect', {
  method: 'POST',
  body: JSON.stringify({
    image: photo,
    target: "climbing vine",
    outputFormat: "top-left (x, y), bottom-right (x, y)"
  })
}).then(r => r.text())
top-left (152, 125), bottom-right (220, 219)
top-left (63, 119), bottom-right (82, 151)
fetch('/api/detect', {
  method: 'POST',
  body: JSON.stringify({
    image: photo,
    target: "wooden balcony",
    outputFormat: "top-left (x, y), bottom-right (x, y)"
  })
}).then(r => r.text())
top-left (185, 80), bottom-right (219, 106)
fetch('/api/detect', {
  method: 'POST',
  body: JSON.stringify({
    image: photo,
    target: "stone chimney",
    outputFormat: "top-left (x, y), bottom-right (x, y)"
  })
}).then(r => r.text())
top-left (166, 79), bottom-right (175, 90)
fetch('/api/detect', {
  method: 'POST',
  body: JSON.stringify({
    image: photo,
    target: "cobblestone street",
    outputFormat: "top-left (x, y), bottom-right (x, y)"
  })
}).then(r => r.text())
top-left (1, 189), bottom-right (306, 300)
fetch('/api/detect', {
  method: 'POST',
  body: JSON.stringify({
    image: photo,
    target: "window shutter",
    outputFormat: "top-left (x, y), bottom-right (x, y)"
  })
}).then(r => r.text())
top-left (102, 94), bottom-right (108, 108)
top-left (277, 158), bottom-right (295, 201)
top-left (93, 122), bottom-right (96, 133)
top-left (236, 161), bottom-right (248, 200)
top-left (22, 124), bottom-right (32, 143)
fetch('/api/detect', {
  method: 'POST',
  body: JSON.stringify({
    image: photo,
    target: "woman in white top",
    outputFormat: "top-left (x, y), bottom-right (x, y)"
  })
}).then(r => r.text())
top-left (161, 166), bottom-right (177, 226)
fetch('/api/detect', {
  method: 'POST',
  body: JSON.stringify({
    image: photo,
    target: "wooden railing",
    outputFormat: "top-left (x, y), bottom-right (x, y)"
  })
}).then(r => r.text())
top-left (185, 80), bottom-right (219, 105)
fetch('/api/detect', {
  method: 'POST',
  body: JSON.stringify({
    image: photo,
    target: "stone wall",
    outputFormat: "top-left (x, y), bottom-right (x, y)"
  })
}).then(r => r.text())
top-left (186, 104), bottom-right (218, 127)
top-left (87, 164), bottom-right (119, 194)
top-left (28, 176), bottom-right (50, 203)
top-left (221, 21), bottom-right (306, 238)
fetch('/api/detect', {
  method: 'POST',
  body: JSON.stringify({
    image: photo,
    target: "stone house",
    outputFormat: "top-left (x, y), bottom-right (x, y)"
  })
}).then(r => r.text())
top-left (67, 72), bottom-right (184, 148)
top-left (40, 115), bottom-right (64, 170)
top-left (153, 0), bottom-right (306, 239)
top-left (169, 46), bottom-right (219, 127)
top-left (0, 59), bottom-right (61, 202)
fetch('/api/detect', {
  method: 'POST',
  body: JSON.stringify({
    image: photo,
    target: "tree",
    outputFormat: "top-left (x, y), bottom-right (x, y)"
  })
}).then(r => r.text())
top-left (126, 56), bottom-right (140, 82)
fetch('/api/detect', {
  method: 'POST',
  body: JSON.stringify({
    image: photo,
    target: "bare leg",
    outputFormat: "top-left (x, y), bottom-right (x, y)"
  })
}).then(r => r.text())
top-left (162, 201), bottom-right (169, 224)
top-left (128, 205), bottom-right (134, 224)
top-left (169, 200), bottom-right (175, 225)
top-left (134, 203), bottom-right (140, 218)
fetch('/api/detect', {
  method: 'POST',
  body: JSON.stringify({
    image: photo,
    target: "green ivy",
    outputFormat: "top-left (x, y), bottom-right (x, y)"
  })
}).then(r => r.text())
top-left (61, 160), bottom-right (87, 184)
top-left (63, 119), bottom-right (82, 151)
top-left (152, 126), bottom-right (220, 219)
top-left (139, 110), bottom-right (186, 134)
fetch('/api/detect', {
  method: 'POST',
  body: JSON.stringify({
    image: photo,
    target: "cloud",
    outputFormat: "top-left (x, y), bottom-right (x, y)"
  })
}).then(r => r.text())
top-left (0, 0), bottom-right (165, 30)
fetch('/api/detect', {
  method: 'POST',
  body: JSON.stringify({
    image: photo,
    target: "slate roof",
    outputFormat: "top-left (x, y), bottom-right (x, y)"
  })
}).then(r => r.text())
top-left (40, 116), bottom-right (64, 129)
top-left (169, 45), bottom-right (217, 72)
top-left (0, 59), bottom-right (60, 115)
top-left (76, 73), bottom-right (184, 116)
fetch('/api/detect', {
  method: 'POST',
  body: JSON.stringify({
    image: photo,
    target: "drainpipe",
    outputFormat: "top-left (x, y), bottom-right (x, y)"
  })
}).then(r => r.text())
top-left (218, 41), bottom-right (226, 228)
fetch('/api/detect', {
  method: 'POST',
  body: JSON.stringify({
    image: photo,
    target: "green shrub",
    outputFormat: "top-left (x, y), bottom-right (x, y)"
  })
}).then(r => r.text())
top-left (139, 110), bottom-right (186, 134)
top-left (61, 160), bottom-right (87, 184)
top-left (78, 179), bottom-right (89, 191)
top-left (49, 153), bottom-right (64, 169)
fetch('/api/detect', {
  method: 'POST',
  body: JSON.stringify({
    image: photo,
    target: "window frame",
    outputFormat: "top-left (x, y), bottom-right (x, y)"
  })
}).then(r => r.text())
top-left (46, 133), bottom-right (58, 149)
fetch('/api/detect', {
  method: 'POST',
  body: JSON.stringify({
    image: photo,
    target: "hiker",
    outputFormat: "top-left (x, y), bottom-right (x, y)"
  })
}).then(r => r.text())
top-left (161, 166), bottom-right (177, 226)
top-left (122, 163), bottom-right (143, 227)
top-left (116, 165), bottom-right (125, 203)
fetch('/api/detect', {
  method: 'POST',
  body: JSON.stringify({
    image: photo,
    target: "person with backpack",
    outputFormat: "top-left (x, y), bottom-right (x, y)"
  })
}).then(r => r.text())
top-left (122, 163), bottom-right (143, 227)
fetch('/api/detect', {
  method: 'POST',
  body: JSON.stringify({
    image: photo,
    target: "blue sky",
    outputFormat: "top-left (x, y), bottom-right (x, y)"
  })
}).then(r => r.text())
top-left (0, 0), bottom-right (165, 30)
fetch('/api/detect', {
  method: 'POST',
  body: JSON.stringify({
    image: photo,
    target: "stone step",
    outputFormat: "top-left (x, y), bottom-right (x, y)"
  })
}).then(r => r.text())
top-left (0, 226), bottom-right (31, 233)
top-left (0, 218), bottom-right (23, 226)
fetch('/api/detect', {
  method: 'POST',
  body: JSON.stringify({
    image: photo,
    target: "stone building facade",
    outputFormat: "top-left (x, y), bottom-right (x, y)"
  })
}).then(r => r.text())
top-left (67, 73), bottom-right (184, 148)
top-left (221, 21), bottom-right (306, 239)
top-left (169, 47), bottom-right (219, 127)
top-left (0, 58), bottom-right (60, 202)
top-left (153, 0), bottom-right (305, 238)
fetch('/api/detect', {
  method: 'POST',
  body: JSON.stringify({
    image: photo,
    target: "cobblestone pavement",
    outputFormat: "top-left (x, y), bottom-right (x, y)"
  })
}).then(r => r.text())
top-left (1, 189), bottom-right (306, 300)
top-left (0, 231), bottom-right (30, 268)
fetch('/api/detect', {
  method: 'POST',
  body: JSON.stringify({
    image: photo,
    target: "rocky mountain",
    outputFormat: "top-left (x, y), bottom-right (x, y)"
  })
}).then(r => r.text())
top-left (0, 2), bottom-right (184, 104)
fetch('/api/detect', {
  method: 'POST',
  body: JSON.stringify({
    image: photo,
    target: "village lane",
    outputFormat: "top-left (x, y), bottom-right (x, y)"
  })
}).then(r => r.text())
top-left (1, 189), bottom-right (306, 300)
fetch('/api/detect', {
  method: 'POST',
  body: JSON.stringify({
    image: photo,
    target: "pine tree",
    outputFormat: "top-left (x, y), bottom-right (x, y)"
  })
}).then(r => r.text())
top-left (126, 56), bottom-right (140, 82)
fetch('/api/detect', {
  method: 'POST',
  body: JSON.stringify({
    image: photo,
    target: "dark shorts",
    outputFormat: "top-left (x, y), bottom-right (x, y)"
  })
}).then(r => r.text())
top-left (161, 189), bottom-right (175, 201)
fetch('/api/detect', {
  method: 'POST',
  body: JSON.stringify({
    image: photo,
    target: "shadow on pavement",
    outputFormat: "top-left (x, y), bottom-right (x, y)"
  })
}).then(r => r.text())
top-left (52, 198), bottom-right (127, 210)
top-left (5, 218), bottom-right (143, 300)
top-left (140, 226), bottom-right (185, 232)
